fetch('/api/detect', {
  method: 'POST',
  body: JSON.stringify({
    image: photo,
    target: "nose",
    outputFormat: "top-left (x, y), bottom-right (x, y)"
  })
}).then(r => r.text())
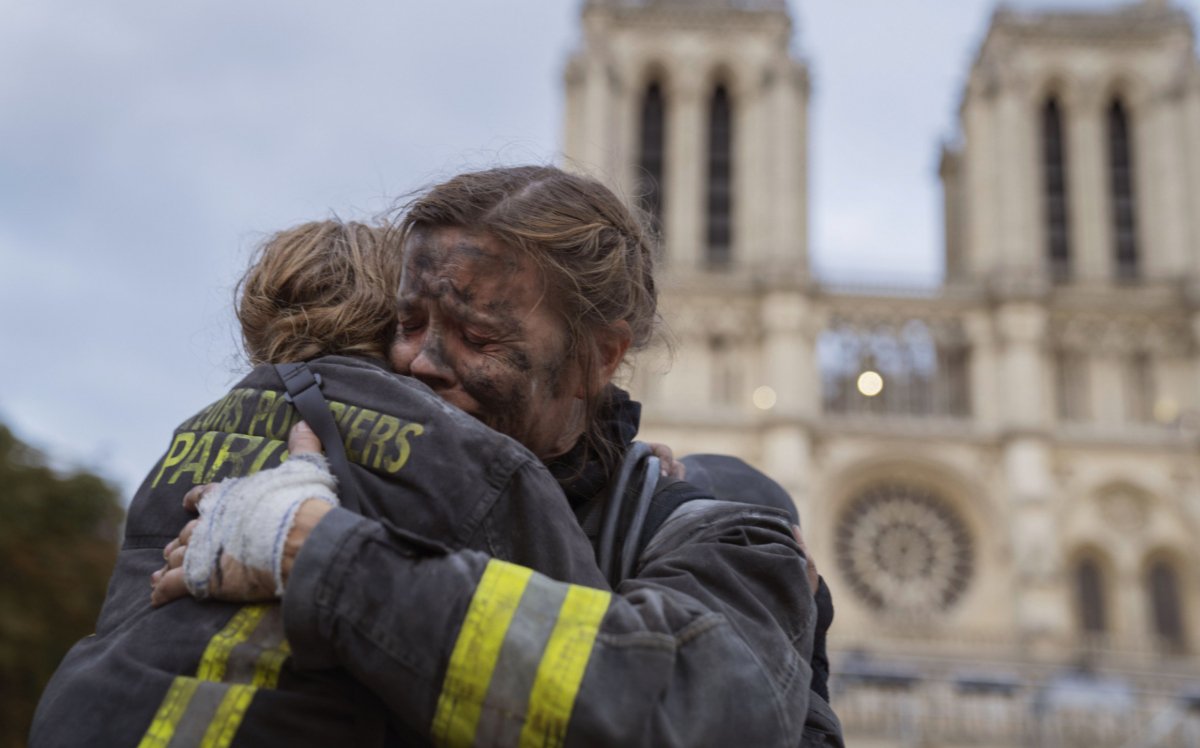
top-left (408, 339), bottom-right (456, 391)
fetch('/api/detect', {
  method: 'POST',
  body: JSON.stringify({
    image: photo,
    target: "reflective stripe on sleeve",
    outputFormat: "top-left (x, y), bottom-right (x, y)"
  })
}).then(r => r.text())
top-left (138, 678), bottom-right (200, 748)
top-left (518, 584), bottom-right (611, 748)
top-left (196, 606), bottom-right (268, 682)
top-left (432, 561), bottom-right (534, 746)
top-left (199, 683), bottom-right (257, 748)
top-left (137, 604), bottom-right (290, 748)
top-left (432, 560), bottom-right (613, 748)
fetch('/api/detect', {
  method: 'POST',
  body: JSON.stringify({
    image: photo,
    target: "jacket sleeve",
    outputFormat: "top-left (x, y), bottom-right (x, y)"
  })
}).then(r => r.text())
top-left (282, 500), bottom-right (825, 747)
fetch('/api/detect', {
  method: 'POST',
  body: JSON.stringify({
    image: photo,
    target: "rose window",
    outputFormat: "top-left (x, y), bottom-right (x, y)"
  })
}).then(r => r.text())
top-left (835, 483), bottom-right (973, 614)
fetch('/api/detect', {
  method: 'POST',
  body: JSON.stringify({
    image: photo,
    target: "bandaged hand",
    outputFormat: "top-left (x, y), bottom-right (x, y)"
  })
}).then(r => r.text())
top-left (151, 422), bottom-right (337, 606)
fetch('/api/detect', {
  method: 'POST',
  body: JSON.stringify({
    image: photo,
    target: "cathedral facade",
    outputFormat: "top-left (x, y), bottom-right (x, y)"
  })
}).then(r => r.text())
top-left (564, 1), bottom-right (1200, 745)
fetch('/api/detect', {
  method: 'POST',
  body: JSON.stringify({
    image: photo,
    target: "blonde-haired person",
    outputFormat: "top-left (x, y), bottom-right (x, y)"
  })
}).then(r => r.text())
top-left (148, 167), bottom-right (842, 747)
top-left (32, 218), bottom-right (611, 746)
top-left (236, 219), bottom-right (401, 365)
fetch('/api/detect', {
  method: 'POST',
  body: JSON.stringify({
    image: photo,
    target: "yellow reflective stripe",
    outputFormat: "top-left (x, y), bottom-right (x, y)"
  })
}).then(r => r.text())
top-left (137, 604), bottom-right (288, 747)
top-left (251, 638), bottom-right (292, 688)
top-left (137, 677), bottom-right (200, 748)
top-left (432, 560), bottom-right (534, 747)
top-left (196, 605), bottom-right (269, 682)
top-left (199, 683), bottom-right (257, 748)
top-left (518, 585), bottom-right (612, 748)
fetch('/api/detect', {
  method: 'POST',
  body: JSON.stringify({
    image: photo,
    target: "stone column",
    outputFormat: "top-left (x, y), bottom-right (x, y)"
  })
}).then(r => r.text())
top-left (736, 63), bottom-right (767, 274)
top-left (1091, 355), bottom-right (1123, 427)
top-left (996, 302), bottom-right (1067, 650)
top-left (657, 294), bottom-right (707, 412)
top-left (768, 59), bottom-right (810, 281)
top-left (1185, 78), bottom-right (1200, 273)
top-left (760, 290), bottom-right (818, 519)
top-left (997, 302), bottom-right (1049, 427)
top-left (996, 79), bottom-right (1039, 281)
top-left (964, 310), bottom-right (999, 430)
top-left (1067, 82), bottom-right (1111, 283)
top-left (611, 59), bottom-right (638, 201)
top-left (1142, 89), bottom-right (1189, 278)
top-left (562, 55), bottom-right (587, 167)
top-left (964, 82), bottom-right (1000, 279)
top-left (665, 67), bottom-right (705, 273)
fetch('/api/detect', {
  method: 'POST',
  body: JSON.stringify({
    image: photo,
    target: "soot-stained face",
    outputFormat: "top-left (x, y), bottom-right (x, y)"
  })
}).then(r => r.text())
top-left (390, 227), bottom-right (585, 459)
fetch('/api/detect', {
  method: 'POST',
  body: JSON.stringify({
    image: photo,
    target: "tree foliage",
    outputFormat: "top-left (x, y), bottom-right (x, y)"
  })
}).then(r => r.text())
top-left (0, 423), bottom-right (124, 748)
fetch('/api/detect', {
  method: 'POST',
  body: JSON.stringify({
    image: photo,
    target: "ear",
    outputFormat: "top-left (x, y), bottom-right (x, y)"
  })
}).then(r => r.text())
top-left (577, 321), bottom-right (632, 398)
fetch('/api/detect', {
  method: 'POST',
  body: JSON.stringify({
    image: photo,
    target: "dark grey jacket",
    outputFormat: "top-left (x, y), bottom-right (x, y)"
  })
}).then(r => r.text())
top-left (32, 357), bottom-right (843, 746)
top-left (31, 356), bottom-right (603, 746)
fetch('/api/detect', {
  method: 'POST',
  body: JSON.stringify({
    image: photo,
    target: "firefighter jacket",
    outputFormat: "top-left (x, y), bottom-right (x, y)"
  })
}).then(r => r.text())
top-left (31, 355), bottom-right (604, 746)
top-left (33, 359), bottom-right (843, 746)
top-left (275, 387), bottom-right (843, 746)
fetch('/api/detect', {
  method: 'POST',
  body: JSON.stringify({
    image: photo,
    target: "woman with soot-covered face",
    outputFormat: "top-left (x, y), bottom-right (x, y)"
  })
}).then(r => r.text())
top-left (155, 166), bottom-right (843, 747)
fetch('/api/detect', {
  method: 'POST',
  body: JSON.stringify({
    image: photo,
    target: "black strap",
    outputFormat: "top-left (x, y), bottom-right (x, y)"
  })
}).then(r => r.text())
top-left (274, 362), bottom-right (360, 514)
top-left (597, 442), bottom-right (652, 586)
top-left (597, 443), bottom-right (709, 587)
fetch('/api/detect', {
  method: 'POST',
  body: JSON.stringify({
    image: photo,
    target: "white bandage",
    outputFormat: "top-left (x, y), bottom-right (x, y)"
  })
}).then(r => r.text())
top-left (184, 452), bottom-right (339, 599)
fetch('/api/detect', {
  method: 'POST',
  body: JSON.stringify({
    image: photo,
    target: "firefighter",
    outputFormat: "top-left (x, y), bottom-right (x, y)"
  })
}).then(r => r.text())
top-left (154, 167), bottom-right (843, 746)
top-left (30, 219), bottom-right (610, 746)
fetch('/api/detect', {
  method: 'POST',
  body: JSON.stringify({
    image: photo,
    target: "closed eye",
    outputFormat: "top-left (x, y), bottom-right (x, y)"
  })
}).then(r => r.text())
top-left (461, 329), bottom-right (496, 349)
top-left (396, 315), bottom-right (426, 336)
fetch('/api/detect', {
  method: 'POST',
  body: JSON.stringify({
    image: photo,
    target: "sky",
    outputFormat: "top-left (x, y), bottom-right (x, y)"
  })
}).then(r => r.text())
top-left (1, 0), bottom-right (1195, 498)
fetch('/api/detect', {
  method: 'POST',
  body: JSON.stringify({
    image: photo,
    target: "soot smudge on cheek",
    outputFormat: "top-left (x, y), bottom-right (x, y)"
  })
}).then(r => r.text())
top-left (459, 360), bottom-right (531, 441)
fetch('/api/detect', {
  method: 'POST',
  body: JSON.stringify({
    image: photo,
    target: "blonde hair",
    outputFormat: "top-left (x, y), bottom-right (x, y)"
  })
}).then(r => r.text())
top-left (399, 166), bottom-right (660, 468)
top-left (236, 220), bottom-right (402, 365)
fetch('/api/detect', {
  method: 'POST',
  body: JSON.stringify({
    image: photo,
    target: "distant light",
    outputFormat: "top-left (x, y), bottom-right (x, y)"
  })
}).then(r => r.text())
top-left (857, 371), bottom-right (884, 397)
top-left (1153, 397), bottom-right (1180, 424)
top-left (753, 385), bottom-right (778, 410)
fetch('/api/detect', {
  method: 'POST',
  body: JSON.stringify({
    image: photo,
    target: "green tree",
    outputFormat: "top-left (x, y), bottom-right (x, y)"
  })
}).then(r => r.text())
top-left (0, 423), bottom-right (124, 748)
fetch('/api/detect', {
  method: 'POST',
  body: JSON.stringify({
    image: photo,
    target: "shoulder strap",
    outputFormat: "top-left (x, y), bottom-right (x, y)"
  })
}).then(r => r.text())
top-left (274, 362), bottom-right (360, 514)
top-left (597, 442), bottom-right (652, 586)
top-left (597, 443), bottom-right (713, 586)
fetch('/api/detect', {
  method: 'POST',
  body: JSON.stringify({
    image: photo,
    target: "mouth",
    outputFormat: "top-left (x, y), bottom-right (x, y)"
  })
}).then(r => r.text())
top-left (428, 388), bottom-right (481, 419)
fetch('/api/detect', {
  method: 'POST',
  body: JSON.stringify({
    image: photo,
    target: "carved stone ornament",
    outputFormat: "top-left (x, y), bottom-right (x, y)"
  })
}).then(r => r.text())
top-left (1050, 313), bottom-right (1194, 355)
top-left (1096, 483), bottom-right (1150, 533)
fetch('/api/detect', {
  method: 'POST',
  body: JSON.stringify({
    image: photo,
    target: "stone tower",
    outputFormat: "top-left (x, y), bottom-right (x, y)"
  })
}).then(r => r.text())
top-left (563, 0), bottom-right (820, 515)
top-left (939, 0), bottom-right (1200, 651)
top-left (564, 0), bottom-right (809, 279)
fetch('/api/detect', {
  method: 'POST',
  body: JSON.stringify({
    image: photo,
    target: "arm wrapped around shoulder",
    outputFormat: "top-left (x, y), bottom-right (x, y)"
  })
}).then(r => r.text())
top-left (185, 452), bottom-right (339, 599)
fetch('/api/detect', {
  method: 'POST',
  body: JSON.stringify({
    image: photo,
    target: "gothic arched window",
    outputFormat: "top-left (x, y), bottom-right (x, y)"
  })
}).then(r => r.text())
top-left (1075, 555), bottom-right (1108, 635)
top-left (1041, 96), bottom-right (1070, 282)
top-left (706, 83), bottom-right (733, 268)
top-left (1107, 98), bottom-right (1138, 281)
top-left (637, 81), bottom-right (666, 234)
top-left (1147, 558), bottom-right (1186, 650)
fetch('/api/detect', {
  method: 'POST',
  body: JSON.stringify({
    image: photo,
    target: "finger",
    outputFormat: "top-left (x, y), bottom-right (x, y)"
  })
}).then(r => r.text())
top-left (647, 441), bottom-right (674, 465)
top-left (666, 459), bottom-right (686, 480)
top-left (151, 568), bottom-right (190, 607)
top-left (179, 519), bottom-right (198, 546)
top-left (288, 421), bottom-right (325, 456)
top-left (165, 544), bottom-right (187, 571)
top-left (647, 442), bottom-right (686, 480)
top-left (183, 483), bottom-right (218, 513)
